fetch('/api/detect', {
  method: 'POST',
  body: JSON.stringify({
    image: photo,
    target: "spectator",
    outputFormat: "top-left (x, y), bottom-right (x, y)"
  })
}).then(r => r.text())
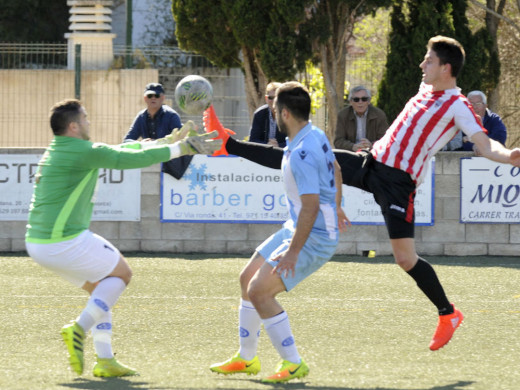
top-left (249, 82), bottom-right (286, 148)
top-left (334, 85), bottom-right (388, 151)
top-left (123, 83), bottom-right (182, 142)
top-left (463, 90), bottom-right (507, 153)
top-left (124, 82), bottom-right (190, 179)
top-left (441, 130), bottom-right (463, 151)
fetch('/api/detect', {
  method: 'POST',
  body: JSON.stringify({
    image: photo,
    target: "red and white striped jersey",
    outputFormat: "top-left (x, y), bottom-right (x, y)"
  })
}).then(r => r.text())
top-left (372, 83), bottom-right (484, 184)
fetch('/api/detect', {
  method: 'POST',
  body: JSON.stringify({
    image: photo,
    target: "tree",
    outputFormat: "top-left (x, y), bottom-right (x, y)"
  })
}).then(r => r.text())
top-left (305, 1), bottom-right (391, 136)
top-left (467, 0), bottom-right (520, 146)
top-left (172, 0), bottom-right (391, 138)
top-left (350, 9), bottom-right (392, 106)
top-left (0, 0), bottom-right (69, 42)
top-left (378, 0), bottom-right (499, 122)
top-left (172, 0), bottom-right (313, 118)
top-left (467, 0), bottom-right (520, 108)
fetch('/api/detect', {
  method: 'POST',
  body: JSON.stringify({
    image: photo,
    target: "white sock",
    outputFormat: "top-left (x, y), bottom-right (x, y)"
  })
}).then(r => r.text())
top-left (238, 299), bottom-right (262, 361)
top-left (92, 311), bottom-right (113, 358)
top-left (76, 277), bottom-right (126, 333)
top-left (263, 311), bottom-right (300, 363)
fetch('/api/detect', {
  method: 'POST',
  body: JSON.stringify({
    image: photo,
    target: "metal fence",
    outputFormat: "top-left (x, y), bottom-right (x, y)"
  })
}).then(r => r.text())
top-left (0, 43), bottom-right (214, 70)
top-left (0, 43), bottom-right (68, 69)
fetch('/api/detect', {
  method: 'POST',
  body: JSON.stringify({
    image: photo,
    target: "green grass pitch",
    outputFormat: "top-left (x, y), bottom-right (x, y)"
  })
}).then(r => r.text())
top-left (1, 253), bottom-right (520, 389)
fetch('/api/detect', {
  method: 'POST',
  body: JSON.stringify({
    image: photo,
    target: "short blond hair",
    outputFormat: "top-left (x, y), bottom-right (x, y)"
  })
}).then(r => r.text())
top-left (266, 82), bottom-right (282, 95)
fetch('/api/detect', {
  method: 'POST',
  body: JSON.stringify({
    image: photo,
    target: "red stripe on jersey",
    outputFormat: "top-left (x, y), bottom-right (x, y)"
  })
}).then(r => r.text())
top-left (391, 92), bottom-right (438, 169)
top-left (407, 94), bottom-right (459, 173)
top-left (414, 117), bottom-right (455, 180)
top-left (378, 89), bottom-right (432, 165)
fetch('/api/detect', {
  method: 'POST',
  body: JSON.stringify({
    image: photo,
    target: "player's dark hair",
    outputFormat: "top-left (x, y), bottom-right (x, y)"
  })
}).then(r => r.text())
top-left (427, 36), bottom-right (465, 78)
top-left (275, 81), bottom-right (311, 121)
top-left (49, 99), bottom-right (83, 135)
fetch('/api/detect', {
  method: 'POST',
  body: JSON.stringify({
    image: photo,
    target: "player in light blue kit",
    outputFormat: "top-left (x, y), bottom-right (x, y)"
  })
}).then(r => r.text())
top-left (210, 81), bottom-right (346, 383)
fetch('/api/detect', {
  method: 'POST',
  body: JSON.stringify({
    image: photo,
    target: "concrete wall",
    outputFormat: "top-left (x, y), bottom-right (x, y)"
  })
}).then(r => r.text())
top-left (0, 69), bottom-right (158, 148)
top-left (2, 149), bottom-right (519, 256)
top-left (0, 67), bottom-right (251, 147)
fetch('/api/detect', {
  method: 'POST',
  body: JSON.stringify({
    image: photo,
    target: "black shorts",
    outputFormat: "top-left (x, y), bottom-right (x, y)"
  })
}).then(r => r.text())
top-left (334, 149), bottom-right (416, 239)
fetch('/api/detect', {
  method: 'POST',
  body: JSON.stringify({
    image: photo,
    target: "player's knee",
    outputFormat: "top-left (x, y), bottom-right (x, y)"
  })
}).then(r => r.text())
top-left (246, 282), bottom-right (259, 303)
top-left (247, 289), bottom-right (263, 308)
top-left (394, 254), bottom-right (416, 271)
top-left (247, 281), bottom-right (270, 308)
top-left (110, 257), bottom-right (133, 285)
top-left (239, 269), bottom-right (252, 291)
top-left (122, 268), bottom-right (133, 285)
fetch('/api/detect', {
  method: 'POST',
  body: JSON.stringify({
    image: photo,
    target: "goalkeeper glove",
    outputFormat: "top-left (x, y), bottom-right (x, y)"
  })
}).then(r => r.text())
top-left (118, 121), bottom-right (197, 151)
top-left (156, 120), bottom-right (196, 145)
top-left (168, 130), bottom-right (223, 158)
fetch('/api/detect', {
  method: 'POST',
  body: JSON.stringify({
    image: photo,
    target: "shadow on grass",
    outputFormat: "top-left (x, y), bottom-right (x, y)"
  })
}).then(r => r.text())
top-left (56, 377), bottom-right (476, 390)
top-left (58, 377), bottom-right (171, 390)
top-left (236, 378), bottom-right (475, 390)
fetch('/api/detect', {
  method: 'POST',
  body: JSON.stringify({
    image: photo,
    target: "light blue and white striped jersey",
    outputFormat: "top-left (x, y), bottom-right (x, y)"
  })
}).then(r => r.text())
top-left (282, 123), bottom-right (338, 239)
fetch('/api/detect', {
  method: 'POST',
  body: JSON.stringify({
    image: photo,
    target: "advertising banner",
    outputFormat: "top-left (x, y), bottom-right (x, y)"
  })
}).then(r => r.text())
top-left (161, 155), bottom-right (434, 225)
top-left (0, 154), bottom-right (140, 221)
top-left (161, 155), bottom-right (288, 223)
top-left (460, 157), bottom-right (520, 223)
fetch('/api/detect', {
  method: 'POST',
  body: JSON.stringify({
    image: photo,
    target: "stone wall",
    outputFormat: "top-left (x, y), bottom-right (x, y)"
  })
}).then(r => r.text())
top-left (2, 149), bottom-right (519, 256)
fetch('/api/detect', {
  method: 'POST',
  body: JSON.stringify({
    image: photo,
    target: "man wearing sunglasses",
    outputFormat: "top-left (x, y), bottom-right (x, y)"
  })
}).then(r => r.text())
top-left (248, 82), bottom-right (287, 148)
top-left (123, 83), bottom-right (182, 142)
top-left (124, 82), bottom-right (193, 179)
top-left (334, 85), bottom-right (388, 152)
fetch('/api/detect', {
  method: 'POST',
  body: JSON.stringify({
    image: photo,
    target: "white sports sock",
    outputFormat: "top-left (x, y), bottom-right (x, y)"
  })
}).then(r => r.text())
top-left (76, 277), bottom-right (126, 332)
top-left (92, 311), bottom-right (113, 358)
top-left (238, 299), bottom-right (262, 361)
top-left (263, 311), bottom-right (301, 364)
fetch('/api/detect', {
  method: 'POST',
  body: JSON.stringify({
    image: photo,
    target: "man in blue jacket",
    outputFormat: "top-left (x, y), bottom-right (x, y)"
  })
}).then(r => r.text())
top-left (463, 90), bottom-right (507, 152)
top-left (124, 83), bottom-right (191, 179)
top-left (124, 83), bottom-right (182, 141)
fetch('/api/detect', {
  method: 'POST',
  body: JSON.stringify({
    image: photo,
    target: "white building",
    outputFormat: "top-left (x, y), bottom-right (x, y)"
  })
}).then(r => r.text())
top-left (112, 0), bottom-right (174, 46)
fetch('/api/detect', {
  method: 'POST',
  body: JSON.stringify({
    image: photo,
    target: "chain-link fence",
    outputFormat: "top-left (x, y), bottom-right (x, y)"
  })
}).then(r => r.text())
top-left (0, 43), bottom-right (249, 147)
top-left (0, 42), bottom-right (517, 148)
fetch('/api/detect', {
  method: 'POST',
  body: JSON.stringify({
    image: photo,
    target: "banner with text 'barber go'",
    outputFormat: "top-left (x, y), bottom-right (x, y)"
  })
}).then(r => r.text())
top-left (460, 157), bottom-right (520, 223)
top-left (0, 154), bottom-right (140, 221)
top-left (160, 155), bottom-right (434, 225)
top-left (161, 155), bottom-right (288, 223)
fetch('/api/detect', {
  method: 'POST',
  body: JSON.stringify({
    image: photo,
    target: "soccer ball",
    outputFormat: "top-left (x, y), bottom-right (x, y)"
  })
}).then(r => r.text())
top-left (174, 75), bottom-right (213, 115)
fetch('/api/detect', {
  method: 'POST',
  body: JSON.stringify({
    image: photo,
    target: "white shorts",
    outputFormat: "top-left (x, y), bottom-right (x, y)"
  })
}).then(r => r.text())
top-left (25, 230), bottom-right (121, 288)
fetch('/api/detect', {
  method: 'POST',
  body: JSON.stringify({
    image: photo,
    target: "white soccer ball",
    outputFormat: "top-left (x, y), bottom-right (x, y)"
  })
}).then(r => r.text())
top-left (174, 75), bottom-right (213, 115)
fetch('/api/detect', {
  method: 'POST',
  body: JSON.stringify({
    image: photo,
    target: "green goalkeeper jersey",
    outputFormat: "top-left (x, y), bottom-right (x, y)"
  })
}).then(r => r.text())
top-left (26, 136), bottom-right (170, 243)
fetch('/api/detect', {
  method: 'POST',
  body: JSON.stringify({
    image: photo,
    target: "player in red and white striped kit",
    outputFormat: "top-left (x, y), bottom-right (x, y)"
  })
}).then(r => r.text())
top-left (335, 35), bottom-right (520, 351)
top-left (221, 35), bottom-right (520, 352)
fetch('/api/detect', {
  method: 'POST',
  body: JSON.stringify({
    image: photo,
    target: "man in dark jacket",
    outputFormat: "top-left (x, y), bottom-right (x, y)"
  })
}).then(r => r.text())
top-left (123, 82), bottom-right (189, 179)
top-left (123, 83), bottom-right (182, 141)
top-left (463, 90), bottom-right (507, 153)
top-left (249, 82), bottom-right (286, 148)
top-left (334, 85), bottom-right (388, 152)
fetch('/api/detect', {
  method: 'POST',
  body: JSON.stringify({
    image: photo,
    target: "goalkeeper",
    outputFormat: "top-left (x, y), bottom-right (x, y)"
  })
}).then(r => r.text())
top-left (24, 99), bottom-right (221, 377)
